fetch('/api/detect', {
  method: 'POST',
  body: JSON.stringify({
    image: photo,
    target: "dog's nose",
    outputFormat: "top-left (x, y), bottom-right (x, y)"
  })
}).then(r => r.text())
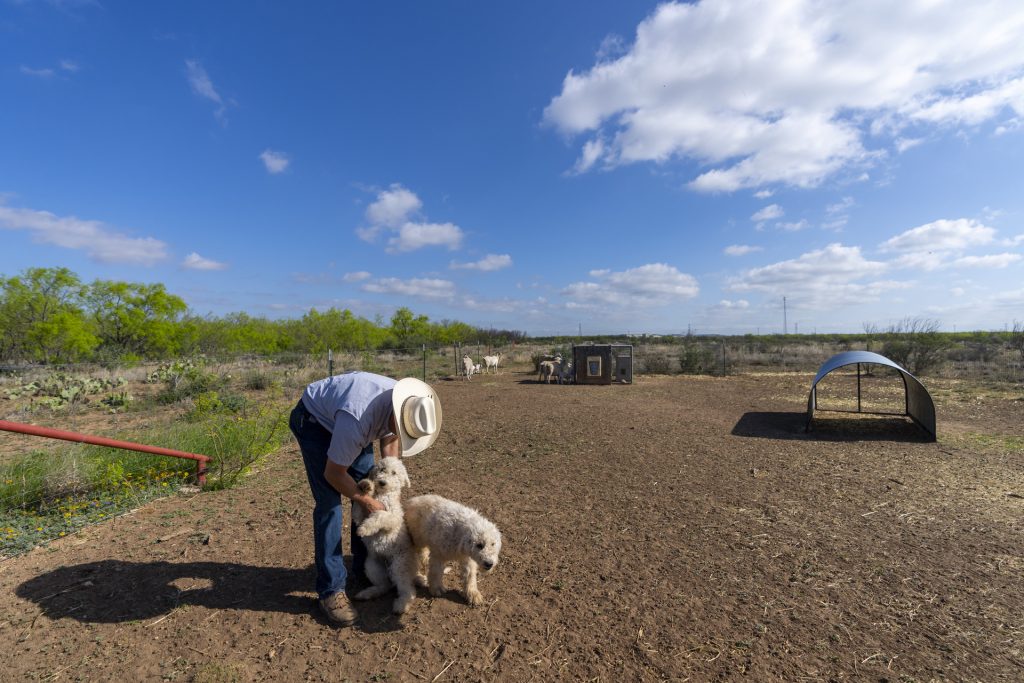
top-left (482, 561), bottom-right (494, 571)
top-left (377, 480), bottom-right (387, 488)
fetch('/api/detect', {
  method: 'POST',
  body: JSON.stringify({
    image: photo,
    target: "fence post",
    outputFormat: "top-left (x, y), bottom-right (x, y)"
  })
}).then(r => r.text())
top-left (328, 349), bottom-right (334, 377)
top-left (422, 344), bottom-right (427, 381)
top-left (455, 342), bottom-right (460, 376)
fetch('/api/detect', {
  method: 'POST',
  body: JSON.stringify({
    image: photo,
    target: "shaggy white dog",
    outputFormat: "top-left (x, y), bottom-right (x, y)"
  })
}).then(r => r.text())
top-left (404, 494), bottom-right (502, 606)
top-left (351, 458), bottom-right (418, 615)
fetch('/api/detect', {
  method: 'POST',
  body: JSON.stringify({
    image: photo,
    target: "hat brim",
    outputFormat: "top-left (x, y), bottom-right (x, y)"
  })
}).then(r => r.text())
top-left (391, 377), bottom-right (442, 457)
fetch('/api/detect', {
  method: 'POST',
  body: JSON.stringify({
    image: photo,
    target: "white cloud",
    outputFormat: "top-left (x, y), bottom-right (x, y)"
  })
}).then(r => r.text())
top-left (59, 60), bottom-right (79, 73)
top-left (596, 34), bottom-right (627, 62)
top-left (20, 66), bottom-right (55, 78)
top-left (826, 197), bottom-right (855, 215)
top-left (753, 189), bottom-right (774, 199)
top-left (342, 271), bottom-right (371, 282)
top-left (563, 263), bottom-right (698, 307)
top-left (259, 149), bottom-right (290, 174)
top-left (821, 217), bottom-right (848, 231)
top-left (185, 59), bottom-right (226, 122)
top-left (880, 218), bottom-right (995, 253)
top-left (0, 204), bottom-right (168, 265)
top-left (450, 254), bottom-right (513, 271)
top-left (724, 244), bottom-right (762, 256)
top-left (362, 277), bottom-right (456, 300)
top-left (572, 138), bottom-right (606, 174)
top-left (895, 137), bottom-right (924, 153)
top-left (730, 243), bottom-right (902, 307)
top-left (181, 252), bottom-right (228, 271)
top-left (951, 253), bottom-right (1021, 269)
top-left (386, 222), bottom-right (463, 253)
top-left (365, 184), bottom-right (422, 228)
top-left (544, 0), bottom-right (1024, 192)
top-left (751, 204), bottom-right (783, 222)
top-left (994, 288), bottom-right (1024, 307)
top-left (1002, 234), bottom-right (1024, 247)
top-left (908, 77), bottom-right (1024, 127)
top-left (718, 299), bottom-right (750, 309)
top-left (358, 184), bottom-right (465, 253)
top-left (778, 220), bottom-right (809, 232)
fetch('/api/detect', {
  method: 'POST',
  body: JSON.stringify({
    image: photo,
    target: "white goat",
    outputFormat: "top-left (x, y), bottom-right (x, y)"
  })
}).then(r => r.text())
top-left (557, 361), bottom-right (574, 385)
top-left (483, 354), bottom-right (501, 374)
top-left (462, 354), bottom-right (475, 380)
top-left (538, 356), bottom-right (563, 384)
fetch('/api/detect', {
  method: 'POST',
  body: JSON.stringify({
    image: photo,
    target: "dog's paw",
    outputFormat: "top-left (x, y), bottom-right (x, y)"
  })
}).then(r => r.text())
top-left (354, 586), bottom-right (386, 601)
top-left (465, 588), bottom-right (484, 606)
top-left (429, 584), bottom-right (446, 598)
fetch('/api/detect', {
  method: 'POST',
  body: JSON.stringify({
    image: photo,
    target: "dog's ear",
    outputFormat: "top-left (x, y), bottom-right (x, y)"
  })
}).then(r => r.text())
top-left (400, 468), bottom-right (411, 489)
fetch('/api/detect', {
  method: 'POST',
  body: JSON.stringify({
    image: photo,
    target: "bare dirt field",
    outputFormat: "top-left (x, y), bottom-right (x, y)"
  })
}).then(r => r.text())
top-left (2, 371), bottom-right (1022, 681)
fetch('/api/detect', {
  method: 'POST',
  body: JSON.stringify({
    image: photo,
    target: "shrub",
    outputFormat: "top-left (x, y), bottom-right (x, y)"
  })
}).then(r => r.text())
top-left (184, 390), bottom-right (248, 422)
top-left (880, 317), bottom-right (951, 375)
top-left (155, 367), bottom-right (221, 404)
top-left (641, 351), bottom-right (675, 374)
top-left (679, 344), bottom-right (716, 375)
top-left (243, 370), bottom-right (272, 391)
top-left (100, 390), bottom-right (134, 411)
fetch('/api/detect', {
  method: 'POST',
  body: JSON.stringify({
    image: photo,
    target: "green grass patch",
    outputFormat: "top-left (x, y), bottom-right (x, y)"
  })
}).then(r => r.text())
top-left (941, 432), bottom-right (1024, 454)
top-left (0, 401), bottom-right (290, 558)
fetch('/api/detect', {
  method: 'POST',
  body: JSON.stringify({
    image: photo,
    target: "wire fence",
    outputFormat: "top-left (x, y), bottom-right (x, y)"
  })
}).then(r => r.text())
top-left (1, 337), bottom-right (1021, 385)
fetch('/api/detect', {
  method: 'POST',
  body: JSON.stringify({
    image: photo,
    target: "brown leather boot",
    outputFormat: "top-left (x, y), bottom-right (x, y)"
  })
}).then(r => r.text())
top-left (319, 591), bottom-right (358, 626)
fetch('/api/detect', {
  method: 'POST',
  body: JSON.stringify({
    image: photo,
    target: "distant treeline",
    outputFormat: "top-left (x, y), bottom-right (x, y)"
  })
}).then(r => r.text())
top-left (0, 267), bottom-right (528, 363)
top-left (534, 318), bottom-right (1024, 376)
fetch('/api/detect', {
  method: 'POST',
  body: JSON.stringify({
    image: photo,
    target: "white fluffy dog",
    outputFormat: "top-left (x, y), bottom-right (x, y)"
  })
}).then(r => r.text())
top-left (404, 494), bottom-right (502, 606)
top-left (351, 458), bottom-right (418, 614)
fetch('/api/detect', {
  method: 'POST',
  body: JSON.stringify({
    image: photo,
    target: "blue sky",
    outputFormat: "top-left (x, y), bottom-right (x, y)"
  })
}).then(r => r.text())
top-left (2, 0), bottom-right (1023, 335)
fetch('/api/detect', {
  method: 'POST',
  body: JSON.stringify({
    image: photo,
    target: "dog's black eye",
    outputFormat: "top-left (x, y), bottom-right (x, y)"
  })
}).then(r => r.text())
top-left (475, 542), bottom-right (484, 550)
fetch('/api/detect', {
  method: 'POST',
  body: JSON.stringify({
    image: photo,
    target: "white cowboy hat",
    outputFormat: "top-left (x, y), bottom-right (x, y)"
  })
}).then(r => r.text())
top-left (391, 377), bottom-right (442, 457)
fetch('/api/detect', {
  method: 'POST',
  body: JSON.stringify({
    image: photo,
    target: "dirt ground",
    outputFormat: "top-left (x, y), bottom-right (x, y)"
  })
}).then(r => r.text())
top-left (2, 371), bottom-right (1022, 682)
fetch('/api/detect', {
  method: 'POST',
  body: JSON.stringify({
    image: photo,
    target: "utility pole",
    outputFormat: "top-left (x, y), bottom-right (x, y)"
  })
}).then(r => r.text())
top-left (783, 296), bottom-right (788, 335)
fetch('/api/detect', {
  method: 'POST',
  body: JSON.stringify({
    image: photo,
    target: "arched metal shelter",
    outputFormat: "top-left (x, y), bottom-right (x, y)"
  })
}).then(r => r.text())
top-left (807, 351), bottom-right (936, 441)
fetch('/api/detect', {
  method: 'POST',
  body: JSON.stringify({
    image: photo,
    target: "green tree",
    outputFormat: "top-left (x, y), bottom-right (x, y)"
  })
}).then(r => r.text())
top-left (87, 280), bottom-right (188, 359)
top-left (288, 308), bottom-right (388, 353)
top-left (432, 319), bottom-right (476, 345)
top-left (389, 307), bottom-right (430, 349)
top-left (0, 267), bottom-right (98, 362)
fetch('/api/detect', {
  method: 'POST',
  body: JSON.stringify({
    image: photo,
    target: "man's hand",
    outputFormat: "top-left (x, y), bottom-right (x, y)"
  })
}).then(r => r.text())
top-left (355, 494), bottom-right (386, 515)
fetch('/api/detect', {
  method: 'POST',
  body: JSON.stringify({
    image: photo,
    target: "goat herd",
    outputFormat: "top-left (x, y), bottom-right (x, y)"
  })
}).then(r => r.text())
top-left (460, 353), bottom-right (573, 384)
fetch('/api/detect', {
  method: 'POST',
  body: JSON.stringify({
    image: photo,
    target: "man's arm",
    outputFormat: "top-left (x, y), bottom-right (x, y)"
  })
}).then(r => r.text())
top-left (380, 432), bottom-right (400, 459)
top-left (324, 460), bottom-right (385, 513)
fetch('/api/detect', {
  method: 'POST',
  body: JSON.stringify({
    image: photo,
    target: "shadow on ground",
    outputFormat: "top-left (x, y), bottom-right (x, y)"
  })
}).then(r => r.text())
top-left (15, 560), bottom-right (405, 632)
top-left (732, 411), bottom-right (931, 442)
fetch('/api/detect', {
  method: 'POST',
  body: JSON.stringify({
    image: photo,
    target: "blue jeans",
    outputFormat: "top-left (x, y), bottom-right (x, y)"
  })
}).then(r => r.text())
top-left (289, 401), bottom-right (375, 599)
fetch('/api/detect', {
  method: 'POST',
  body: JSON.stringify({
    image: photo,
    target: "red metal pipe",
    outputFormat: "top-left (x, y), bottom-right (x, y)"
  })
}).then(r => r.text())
top-left (0, 419), bottom-right (211, 486)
